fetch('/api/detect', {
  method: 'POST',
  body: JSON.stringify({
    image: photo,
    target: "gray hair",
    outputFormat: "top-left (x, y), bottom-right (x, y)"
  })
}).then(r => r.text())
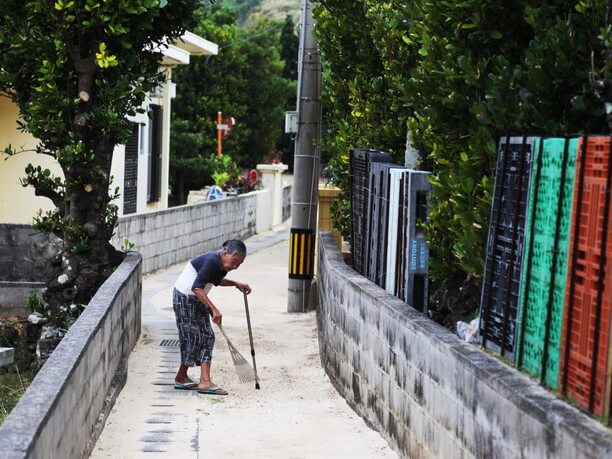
top-left (222, 239), bottom-right (247, 256)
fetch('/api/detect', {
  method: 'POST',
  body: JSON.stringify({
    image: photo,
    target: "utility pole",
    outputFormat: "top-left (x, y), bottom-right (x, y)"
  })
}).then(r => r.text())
top-left (216, 111), bottom-right (223, 157)
top-left (287, 0), bottom-right (321, 313)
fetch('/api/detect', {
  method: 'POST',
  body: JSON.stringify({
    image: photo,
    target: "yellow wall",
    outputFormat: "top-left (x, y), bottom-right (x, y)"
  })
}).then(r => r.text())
top-left (0, 97), bottom-right (64, 223)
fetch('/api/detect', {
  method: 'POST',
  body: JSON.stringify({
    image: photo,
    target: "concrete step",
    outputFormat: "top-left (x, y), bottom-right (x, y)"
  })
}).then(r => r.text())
top-left (0, 347), bottom-right (14, 367)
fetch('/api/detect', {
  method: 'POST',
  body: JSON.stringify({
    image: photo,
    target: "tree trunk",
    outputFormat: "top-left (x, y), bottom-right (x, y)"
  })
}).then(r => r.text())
top-left (41, 138), bottom-right (124, 326)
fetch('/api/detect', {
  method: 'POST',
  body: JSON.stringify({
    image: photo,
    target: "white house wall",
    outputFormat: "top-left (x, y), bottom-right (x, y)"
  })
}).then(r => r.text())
top-left (147, 68), bottom-right (172, 212)
top-left (2, 74), bottom-right (170, 222)
top-left (117, 102), bottom-right (151, 216)
top-left (0, 33), bottom-right (217, 224)
top-left (136, 121), bottom-right (150, 214)
top-left (109, 144), bottom-right (126, 216)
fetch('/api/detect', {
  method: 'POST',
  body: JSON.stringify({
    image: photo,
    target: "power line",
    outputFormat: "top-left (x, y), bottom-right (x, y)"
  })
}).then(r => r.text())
top-left (219, 23), bottom-right (283, 50)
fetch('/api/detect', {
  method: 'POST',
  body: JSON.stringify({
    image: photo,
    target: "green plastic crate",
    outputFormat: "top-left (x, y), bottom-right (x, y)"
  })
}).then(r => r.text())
top-left (516, 137), bottom-right (578, 389)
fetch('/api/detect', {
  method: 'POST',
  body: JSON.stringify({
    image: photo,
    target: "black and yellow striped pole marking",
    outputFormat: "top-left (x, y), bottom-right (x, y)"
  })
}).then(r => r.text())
top-left (289, 228), bottom-right (315, 279)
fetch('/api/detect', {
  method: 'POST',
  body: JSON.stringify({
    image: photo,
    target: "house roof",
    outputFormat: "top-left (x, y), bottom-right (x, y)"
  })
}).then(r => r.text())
top-left (174, 31), bottom-right (218, 56)
top-left (161, 30), bottom-right (218, 67)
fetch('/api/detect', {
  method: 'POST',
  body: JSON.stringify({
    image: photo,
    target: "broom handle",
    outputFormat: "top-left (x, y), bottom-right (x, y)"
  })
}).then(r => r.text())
top-left (243, 292), bottom-right (260, 387)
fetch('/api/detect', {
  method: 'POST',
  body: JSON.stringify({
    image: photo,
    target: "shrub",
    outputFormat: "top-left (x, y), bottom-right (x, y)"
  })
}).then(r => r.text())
top-left (314, 0), bottom-right (609, 287)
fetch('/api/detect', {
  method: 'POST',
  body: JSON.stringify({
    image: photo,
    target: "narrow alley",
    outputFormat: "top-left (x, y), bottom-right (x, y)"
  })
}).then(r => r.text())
top-left (90, 229), bottom-right (396, 458)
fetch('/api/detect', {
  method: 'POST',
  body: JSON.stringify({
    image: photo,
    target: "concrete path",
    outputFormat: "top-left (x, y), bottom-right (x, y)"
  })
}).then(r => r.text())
top-left (90, 227), bottom-right (397, 458)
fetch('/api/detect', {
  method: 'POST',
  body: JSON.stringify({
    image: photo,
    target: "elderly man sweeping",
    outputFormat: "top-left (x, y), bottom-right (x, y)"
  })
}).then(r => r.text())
top-left (172, 239), bottom-right (251, 395)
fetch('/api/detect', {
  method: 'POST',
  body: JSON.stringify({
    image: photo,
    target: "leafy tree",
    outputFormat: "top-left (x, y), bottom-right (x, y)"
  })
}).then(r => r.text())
top-left (280, 15), bottom-right (298, 80)
top-left (0, 0), bottom-right (205, 327)
top-left (218, 0), bottom-right (262, 23)
top-left (313, 1), bottom-right (416, 236)
top-left (276, 14), bottom-right (299, 171)
top-left (169, 120), bottom-right (215, 204)
top-left (170, 5), bottom-right (294, 202)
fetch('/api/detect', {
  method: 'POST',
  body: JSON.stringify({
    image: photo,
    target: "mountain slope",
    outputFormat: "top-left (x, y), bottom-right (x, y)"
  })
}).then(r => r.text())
top-left (250, 0), bottom-right (300, 21)
top-left (219, 0), bottom-right (299, 22)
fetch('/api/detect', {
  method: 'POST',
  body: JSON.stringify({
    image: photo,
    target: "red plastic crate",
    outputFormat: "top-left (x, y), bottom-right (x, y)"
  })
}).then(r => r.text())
top-left (560, 136), bottom-right (612, 421)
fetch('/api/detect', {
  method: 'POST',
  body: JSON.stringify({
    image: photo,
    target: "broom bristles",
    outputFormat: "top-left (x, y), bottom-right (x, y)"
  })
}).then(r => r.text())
top-left (219, 326), bottom-right (256, 383)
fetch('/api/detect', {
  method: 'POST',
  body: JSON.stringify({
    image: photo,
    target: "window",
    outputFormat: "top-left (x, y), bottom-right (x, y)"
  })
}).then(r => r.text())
top-left (123, 123), bottom-right (139, 215)
top-left (148, 104), bottom-right (163, 202)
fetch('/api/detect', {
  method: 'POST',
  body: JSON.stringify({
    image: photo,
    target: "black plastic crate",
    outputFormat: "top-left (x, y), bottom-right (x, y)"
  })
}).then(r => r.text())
top-left (349, 148), bottom-right (390, 275)
top-left (479, 136), bottom-right (537, 359)
top-left (366, 162), bottom-right (406, 288)
top-left (400, 171), bottom-right (431, 314)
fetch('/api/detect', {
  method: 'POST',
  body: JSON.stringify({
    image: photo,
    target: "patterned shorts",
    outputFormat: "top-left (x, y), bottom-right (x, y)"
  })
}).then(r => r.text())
top-left (172, 288), bottom-right (215, 366)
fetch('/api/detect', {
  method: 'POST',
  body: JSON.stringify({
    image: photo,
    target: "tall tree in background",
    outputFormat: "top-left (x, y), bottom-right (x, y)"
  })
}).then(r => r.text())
top-left (0, 0), bottom-right (202, 327)
top-left (276, 14), bottom-right (299, 171)
top-left (218, 0), bottom-right (262, 23)
top-left (170, 5), bottom-right (294, 202)
top-left (280, 15), bottom-right (298, 80)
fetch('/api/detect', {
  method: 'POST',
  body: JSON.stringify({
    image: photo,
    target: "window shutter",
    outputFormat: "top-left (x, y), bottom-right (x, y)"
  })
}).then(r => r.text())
top-left (123, 123), bottom-right (139, 214)
top-left (148, 104), bottom-right (163, 202)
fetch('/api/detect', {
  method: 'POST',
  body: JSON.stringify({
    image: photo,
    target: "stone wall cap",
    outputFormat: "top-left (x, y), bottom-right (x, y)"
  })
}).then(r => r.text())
top-left (318, 185), bottom-right (341, 197)
top-left (256, 164), bottom-right (289, 172)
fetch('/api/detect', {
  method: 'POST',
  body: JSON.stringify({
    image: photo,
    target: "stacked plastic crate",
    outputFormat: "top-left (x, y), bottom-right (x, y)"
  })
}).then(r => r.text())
top-left (348, 148), bottom-right (431, 314)
top-left (385, 170), bottom-right (431, 313)
top-left (366, 162), bottom-right (406, 288)
top-left (385, 169), bottom-right (409, 296)
top-left (403, 171), bottom-right (430, 313)
top-left (479, 136), bottom-right (536, 359)
top-left (515, 137), bottom-right (578, 389)
top-left (349, 148), bottom-right (390, 276)
top-left (559, 136), bottom-right (612, 421)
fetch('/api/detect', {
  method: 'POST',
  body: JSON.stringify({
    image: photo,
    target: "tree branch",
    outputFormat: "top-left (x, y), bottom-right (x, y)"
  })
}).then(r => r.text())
top-left (68, 36), bottom-right (97, 130)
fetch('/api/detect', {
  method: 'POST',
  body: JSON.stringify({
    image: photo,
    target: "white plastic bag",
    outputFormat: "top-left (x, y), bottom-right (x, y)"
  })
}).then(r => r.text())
top-left (456, 317), bottom-right (480, 344)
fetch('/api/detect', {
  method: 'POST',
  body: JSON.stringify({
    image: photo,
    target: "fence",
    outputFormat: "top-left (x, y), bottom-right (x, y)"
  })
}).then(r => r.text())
top-left (479, 135), bottom-right (612, 423)
top-left (479, 136), bottom-right (536, 360)
top-left (349, 149), bottom-right (430, 313)
top-left (349, 148), bottom-right (389, 276)
top-left (0, 253), bottom-right (142, 459)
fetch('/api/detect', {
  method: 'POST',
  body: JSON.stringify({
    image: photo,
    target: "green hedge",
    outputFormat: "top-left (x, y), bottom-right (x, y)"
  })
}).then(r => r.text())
top-left (314, 0), bottom-right (610, 284)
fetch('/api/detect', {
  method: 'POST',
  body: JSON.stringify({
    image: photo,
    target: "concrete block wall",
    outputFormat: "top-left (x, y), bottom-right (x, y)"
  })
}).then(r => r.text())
top-left (317, 231), bottom-right (612, 459)
top-left (1, 192), bottom-right (258, 312)
top-left (112, 193), bottom-right (257, 274)
top-left (0, 252), bottom-right (142, 459)
top-left (255, 188), bottom-right (273, 233)
top-left (0, 224), bottom-right (61, 282)
top-left (0, 225), bottom-right (61, 314)
top-left (282, 184), bottom-right (291, 223)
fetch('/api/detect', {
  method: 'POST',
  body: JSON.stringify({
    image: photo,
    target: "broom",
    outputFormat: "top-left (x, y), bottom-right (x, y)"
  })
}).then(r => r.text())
top-left (217, 325), bottom-right (255, 383)
top-left (243, 292), bottom-right (261, 389)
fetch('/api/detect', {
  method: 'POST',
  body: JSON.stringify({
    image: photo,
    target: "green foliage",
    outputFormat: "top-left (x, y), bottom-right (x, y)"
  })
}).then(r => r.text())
top-left (280, 15), bottom-right (298, 80)
top-left (26, 292), bottom-right (47, 316)
top-left (170, 5), bottom-right (295, 202)
top-left (217, 0), bottom-right (262, 23)
top-left (0, 370), bottom-right (30, 426)
top-left (314, 1), bottom-right (609, 283)
top-left (169, 119), bottom-right (216, 202)
top-left (314, 1), bottom-right (416, 237)
top-left (0, 0), bottom-right (204, 231)
top-left (121, 238), bottom-right (135, 251)
top-left (276, 14), bottom-right (299, 171)
top-left (0, 0), bottom-right (208, 317)
top-left (209, 154), bottom-right (237, 188)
